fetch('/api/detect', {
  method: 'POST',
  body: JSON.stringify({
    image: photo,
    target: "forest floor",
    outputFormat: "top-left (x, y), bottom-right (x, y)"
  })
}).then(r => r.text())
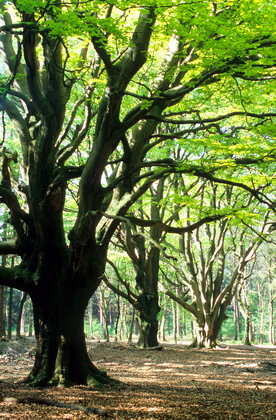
top-left (0, 338), bottom-right (276, 419)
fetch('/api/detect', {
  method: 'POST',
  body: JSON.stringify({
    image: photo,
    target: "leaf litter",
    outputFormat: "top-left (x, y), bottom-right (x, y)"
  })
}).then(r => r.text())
top-left (0, 339), bottom-right (276, 419)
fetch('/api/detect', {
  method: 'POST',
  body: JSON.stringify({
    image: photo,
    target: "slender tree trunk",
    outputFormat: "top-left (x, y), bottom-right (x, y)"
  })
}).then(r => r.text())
top-left (7, 287), bottom-right (13, 340)
top-left (173, 301), bottom-right (179, 344)
top-left (26, 298), bottom-right (33, 337)
top-left (7, 257), bottom-right (16, 340)
top-left (182, 310), bottom-right (186, 337)
top-left (159, 312), bottom-right (166, 342)
top-left (28, 320), bottom-right (33, 337)
top-left (167, 305), bottom-right (173, 337)
top-left (191, 321), bottom-right (195, 342)
top-left (16, 292), bottom-right (28, 339)
top-left (119, 303), bottom-right (125, 340)
top-left (128, 308), bottom-right (135, 343)
top-left (104, 291), bottom-right (110, 342)
top-left (159, 296), bottom-right (167, 342)
top-left (114, 295), bottom-right (121, 342)
top-left (238, 284), bottom-right (252, 346)
top-left (0, 254), bottom-right (7, 338)
top-left (234, 292), bottom-right (241, 341)
top-left (87, 299), bottom-right (93, 338)
top-left (269, 288), bottom-right (275, 345)
top-left (258, 284), bottom-right (265, 344)
top-left (244, 313), bottom-right (251, 345)
top-left (0, 285), bottom-right (5, 338)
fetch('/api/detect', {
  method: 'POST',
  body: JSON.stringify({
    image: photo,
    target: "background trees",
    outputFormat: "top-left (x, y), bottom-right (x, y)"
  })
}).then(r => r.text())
top-left (104, 177), bottom-right (171, 348)
top-left (164, 206), bottom-right (270, 347)
top-left (0, 0), bottom-right (276, 386)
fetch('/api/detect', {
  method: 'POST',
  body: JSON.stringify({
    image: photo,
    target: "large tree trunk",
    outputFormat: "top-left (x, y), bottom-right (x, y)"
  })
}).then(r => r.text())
top-left (136, 291), bottom-right (160, 348)
top-left (21, 201), bottom-right (114, 387)
top-left (136, 315), bottom-right (159, 348)
top-left (25, 272), bottom-right (113, 387)
top-left (192, 324), bottom-right (218, 348)
top-left (191, 311), bottom-right (227, 348)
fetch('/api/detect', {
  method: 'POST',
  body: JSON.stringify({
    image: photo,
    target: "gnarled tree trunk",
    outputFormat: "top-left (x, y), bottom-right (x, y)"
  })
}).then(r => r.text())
top-left (136, 290), bottom-right (160, 348)
top-left (192, 316), bottom-right (225, 348)
top-left (27, 284), bottom-right (111, 386)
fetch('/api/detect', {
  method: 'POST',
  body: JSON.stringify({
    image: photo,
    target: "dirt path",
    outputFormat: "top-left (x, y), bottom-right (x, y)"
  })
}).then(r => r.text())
top-left (0, 339), bottom-right (276, 419)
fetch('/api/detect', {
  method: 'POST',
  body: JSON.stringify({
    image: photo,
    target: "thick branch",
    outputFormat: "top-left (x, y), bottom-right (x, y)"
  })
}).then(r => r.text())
top-left (0, 164), bottom-right (29, 246)
top-left (166, 290), bottom-right (198, 318)
top-left (193, 170), bottom-right (275, 210)
top-left (0, 186), bottom-right (29, 223)
top-left (144, 111), bottom-right (276, 125)
top-left (0, 7), bottom-right (27, 96)
top-left (21, 13), bottom-right (50, 116)
top-left (92, 210), bottom-right (229, 234)
top-left (150, 122), bottom-right (226, 139)
top-left (116, 7), bottom-right (156, 83)
top-left (0, 265), bottom-right (32, 292)
top-left (0, 96), bottom-right (32, 163)
top-left (91, 33), bottom-right (113, 73)
top-left (56, 98), bottom-right (85, 150)
top-left (0, 23), bottom-right (24, 32)
top-left (103, 270), bottom-right (137, 306)
top-left (57, 97), bottom-right (96, 165)
top-left (0, 239), bottom-right (24, 255)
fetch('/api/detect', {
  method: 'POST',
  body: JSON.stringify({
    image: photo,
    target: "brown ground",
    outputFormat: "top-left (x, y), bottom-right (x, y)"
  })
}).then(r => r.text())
top-left (0, 339), bottom-right (276, 419)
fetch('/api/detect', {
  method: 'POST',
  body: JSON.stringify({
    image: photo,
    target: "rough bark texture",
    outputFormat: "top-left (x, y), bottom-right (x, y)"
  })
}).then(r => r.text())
top-left (26, 281), bottom-right (113, 387)
top-left (0, 0), bottom-right (274, 386)
top-left (0, 3), bottom-right (160, 386)
top-left (136, 290), bottom-right (160, 348)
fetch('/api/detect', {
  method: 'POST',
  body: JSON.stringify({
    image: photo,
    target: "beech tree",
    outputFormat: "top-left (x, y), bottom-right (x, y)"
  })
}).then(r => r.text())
top-left (162, 180), bottom-right (271, 347)
top-left (105, 177), bottom-right (168, 348)
top-left (0, 0), bottom-right (276, 386)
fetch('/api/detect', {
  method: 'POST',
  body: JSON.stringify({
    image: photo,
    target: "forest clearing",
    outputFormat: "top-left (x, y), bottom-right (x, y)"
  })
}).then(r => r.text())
top-left (0, 339), bottom-right (276, 420)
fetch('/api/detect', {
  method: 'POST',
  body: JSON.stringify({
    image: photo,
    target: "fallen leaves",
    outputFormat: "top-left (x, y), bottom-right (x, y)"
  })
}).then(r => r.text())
top-left (0, 339), bottom-right (276, 419)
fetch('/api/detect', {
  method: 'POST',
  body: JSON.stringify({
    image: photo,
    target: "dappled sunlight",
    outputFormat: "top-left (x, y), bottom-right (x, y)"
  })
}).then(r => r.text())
top-left (1, 340), bottom-right (276, 419)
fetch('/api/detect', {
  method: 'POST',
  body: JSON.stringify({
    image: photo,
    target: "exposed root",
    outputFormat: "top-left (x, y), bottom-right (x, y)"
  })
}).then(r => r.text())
top-left (4, 396), bottom-right (108, 416)
top-left (139, 345), bottom-right (164, 351)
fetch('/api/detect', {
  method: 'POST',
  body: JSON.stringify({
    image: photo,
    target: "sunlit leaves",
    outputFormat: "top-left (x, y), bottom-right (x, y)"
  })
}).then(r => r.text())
top-left (1, 0), bottom-right (276, 245)
top-left (15, 0), bottom-right (48, 14)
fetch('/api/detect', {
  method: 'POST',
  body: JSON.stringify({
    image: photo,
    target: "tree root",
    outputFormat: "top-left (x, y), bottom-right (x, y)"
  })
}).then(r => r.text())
top-left (4, 396), bottom-right (108, 416)
top-left (142, 345), bottom-right (164, 351)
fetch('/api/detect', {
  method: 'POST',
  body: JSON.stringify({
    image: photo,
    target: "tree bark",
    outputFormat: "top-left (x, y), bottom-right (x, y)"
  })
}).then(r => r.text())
top-left (25, 278), bottom-right (113, 387)
top-left (136, 307), bottom-right (159, 348)
top-left (269, 285), bottom-right (275, 345)
top-left (16, 291), bottom-right (27, 339)
top-left (7, 287), bottom-right (13, 340)
top-left (193, 317), bottom-right (223, 348)
top-left (128, 307), bottom-right (136, 343)
top-left (233, 292), bottom-right (241, 341)
top-left (1, 0), bottom-right (274, 389)
top-left (0, 254), bottom-right (7, 338)
top-left (0, 285), bottom-right (5, 338)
